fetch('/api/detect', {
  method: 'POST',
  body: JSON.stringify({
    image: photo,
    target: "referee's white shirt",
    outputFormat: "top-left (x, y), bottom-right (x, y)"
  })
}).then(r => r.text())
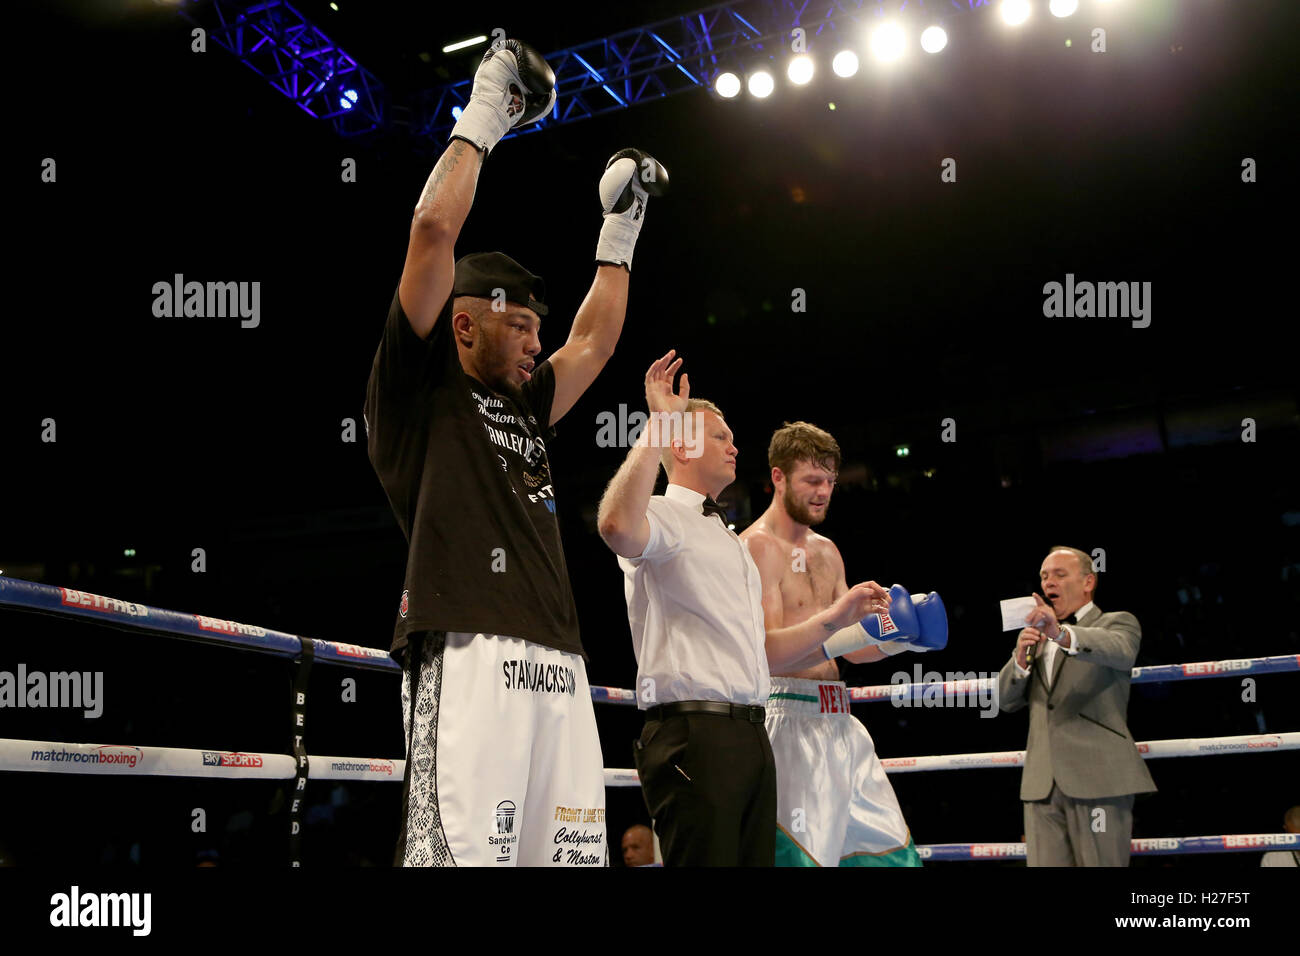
top-left (618, 482), bottom-right (770, 709)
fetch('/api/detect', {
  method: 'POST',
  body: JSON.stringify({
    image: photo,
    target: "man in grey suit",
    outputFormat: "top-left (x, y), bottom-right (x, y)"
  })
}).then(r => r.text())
top-left (998, 546), bottom-right (1157, 866)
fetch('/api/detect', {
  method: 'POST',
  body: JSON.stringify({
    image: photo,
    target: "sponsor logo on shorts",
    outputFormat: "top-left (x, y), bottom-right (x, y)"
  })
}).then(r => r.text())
top-left (552, 826), bottom-right (605, 865)
top-left (817, 684), bottom-right (849, 714)
top-left (502, 659), bottom-right (577, 696)
top-left (399, 590), bottom-right (409, 618)
top-left (491, 800), bottom-right (519, 863)
top-left (554, 805), bottom-right (606, 825)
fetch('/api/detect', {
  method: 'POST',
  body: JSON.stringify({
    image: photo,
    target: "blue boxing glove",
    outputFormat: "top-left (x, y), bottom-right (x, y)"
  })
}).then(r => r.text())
top-left (821, 585), bottom-right (949, 659)
top-left (906, 591), bottom-right (948, 652)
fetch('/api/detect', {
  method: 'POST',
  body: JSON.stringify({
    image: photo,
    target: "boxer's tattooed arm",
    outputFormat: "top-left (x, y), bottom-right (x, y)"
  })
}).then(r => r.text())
top-left (415, 139), bottom-right (483, 217)
top-left (399, 138), bottom-right (484, 337)
top-left (430, 139), bottom-right (478, 192)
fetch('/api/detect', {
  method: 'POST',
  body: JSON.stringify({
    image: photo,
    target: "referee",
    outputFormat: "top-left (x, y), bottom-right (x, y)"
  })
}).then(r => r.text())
top-left (597, 349), bottom-right (768, 864)
top-left (596, 352), bottom-right (884, 865)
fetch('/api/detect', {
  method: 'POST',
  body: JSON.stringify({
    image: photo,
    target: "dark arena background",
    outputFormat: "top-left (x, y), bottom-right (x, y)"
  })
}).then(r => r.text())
top-left (3, 0), bottom-right (1297, 938)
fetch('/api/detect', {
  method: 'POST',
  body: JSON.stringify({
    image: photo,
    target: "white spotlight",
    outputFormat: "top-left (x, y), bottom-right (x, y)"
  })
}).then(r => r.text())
top-left (920, 26), bottom-right (948, 54)
top-left (869, 22), bottom-right (906, 63)
top-left (747, 70), bottom-right (774, 98)
top-left (787, 54), bottom-right (814, 85)
top-left (1001, 0), bottom-right (1031, 26)
top-left (1049, 0), bottom-right (1079, 16)
top-left (716, 71), bottom-right (741, 98)
top-left (832, 49), bottom-right (859, 78)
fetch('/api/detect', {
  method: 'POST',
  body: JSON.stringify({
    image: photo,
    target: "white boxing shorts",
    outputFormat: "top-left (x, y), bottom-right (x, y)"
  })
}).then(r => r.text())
top-left (766, 677), bottom-right (920, 867)
top-left (397, 631), bottom-right (607, 866)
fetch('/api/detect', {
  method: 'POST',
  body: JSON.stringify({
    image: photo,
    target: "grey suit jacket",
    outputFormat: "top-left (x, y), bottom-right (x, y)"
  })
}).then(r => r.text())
top-left (997, 604), bottom-right (1157, 801)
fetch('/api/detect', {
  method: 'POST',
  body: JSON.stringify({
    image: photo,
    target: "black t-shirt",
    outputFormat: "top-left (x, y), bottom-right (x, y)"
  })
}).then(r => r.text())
top-left (364, 287), bottom-right (583, 661)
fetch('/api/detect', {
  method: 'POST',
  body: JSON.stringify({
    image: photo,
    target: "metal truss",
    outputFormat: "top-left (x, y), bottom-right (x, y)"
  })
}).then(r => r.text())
top-left (179, 0), bottom-right (990, 144)
top-left (419, 0), bottom-right (991, 143)
top-left (178, 0), bottom-right (387, 137)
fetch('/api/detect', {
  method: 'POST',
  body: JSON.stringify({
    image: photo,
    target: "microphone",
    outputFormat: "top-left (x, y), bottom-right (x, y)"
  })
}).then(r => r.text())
top-left (1024, 595), bottom-right (1051, 670)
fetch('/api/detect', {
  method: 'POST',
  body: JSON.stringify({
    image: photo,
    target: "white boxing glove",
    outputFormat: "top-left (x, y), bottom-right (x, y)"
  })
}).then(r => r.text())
top-left (595, 148), bottom-right (669, 270)
top-left (450, 39), bottom-right (556, 155)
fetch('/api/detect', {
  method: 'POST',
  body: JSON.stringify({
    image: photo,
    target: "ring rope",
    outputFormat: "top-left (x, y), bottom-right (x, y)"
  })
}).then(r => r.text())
top-left (3, 739), bottom-right (1289, 861)
top-left (593, 655), bottom-right (1300, 705)
top-left (0, 577), bottom-right (398, 672)
top-left (3, 576), bottom-right (1294, 701)
top-left (920, 834), bottom-right (1299, 860)
top-left (4, 731), bottom-right (1294, 781)
top-left (8, 578), bottom-right (1293, 865)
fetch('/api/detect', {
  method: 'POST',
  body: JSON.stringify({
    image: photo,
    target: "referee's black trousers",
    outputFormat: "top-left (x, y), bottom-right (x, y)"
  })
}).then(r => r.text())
top-left (633, 706), bottom-right (776, 866)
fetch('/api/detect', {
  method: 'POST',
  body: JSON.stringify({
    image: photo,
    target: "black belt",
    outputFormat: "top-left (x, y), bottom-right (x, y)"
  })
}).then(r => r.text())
top-left (645, 701), bottom-right (766, 723)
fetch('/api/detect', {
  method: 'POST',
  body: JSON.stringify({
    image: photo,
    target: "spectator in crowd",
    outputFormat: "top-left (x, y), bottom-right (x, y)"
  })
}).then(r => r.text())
top-left (621, 824), bottom-right (656, 867)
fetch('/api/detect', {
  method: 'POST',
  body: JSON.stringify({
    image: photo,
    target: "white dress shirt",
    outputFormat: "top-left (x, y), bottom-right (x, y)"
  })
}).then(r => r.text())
top-left (617, 483), bottom-right (770, 708)
top-left (1013, 600), bottom-right (1090, 688)
top-left (1260, 849), bottom-right (1298, 867)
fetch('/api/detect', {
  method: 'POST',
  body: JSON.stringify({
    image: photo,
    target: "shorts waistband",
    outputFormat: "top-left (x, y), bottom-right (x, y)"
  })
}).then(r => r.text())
top-left (444, 631), bottom-right (584, 662)
top-left (768, 677), bottom-right (852, 716)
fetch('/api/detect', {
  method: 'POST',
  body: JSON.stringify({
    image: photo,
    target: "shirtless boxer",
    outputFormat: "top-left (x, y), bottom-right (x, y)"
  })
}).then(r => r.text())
top-left (740, 422), bottom-right (933, 866)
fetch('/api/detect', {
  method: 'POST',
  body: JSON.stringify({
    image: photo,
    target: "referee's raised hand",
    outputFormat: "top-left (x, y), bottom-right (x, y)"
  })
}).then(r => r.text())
top-left (645, 348), bottom-right (689, 417)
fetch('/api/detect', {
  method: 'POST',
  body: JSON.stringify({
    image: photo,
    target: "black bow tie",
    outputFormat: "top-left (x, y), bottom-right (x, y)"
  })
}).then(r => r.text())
top-left (702, 497), bottom-right (728, 521)
top-left (1062, 613), bottom-right (1078, 625)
